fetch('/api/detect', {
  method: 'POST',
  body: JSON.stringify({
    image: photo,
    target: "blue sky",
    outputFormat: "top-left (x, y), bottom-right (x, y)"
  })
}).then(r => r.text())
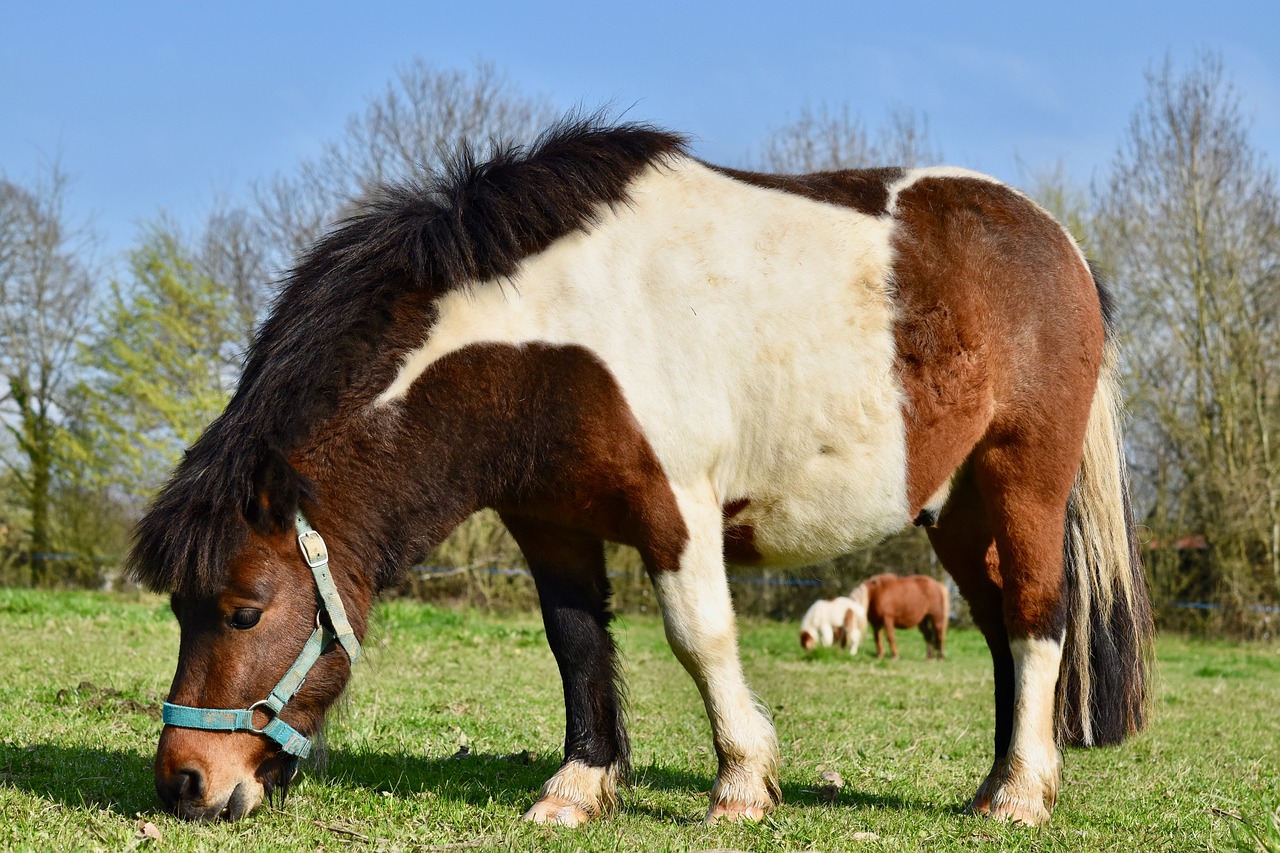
top-left (4, 1), bottom-right (1279, 265)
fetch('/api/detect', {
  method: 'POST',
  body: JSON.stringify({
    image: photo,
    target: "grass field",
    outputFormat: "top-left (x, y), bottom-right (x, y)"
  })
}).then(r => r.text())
top-left (1, 588), bottom-right (1277, 852)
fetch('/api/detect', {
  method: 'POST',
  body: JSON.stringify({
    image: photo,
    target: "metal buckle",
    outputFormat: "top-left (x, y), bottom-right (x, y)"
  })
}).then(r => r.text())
top-left (247, 699), bottom-right (274, 734)
top-left (297, 529), bottom-right (328, 568)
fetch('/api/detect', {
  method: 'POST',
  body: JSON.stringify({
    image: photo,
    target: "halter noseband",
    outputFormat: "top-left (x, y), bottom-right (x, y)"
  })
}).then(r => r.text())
top-left (160, 513), bottom-right (361, 759)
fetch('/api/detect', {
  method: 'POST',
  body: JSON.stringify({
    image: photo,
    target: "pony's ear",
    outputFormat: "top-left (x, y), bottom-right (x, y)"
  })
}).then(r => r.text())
top-left (244, 447), bottom-right (306, 534)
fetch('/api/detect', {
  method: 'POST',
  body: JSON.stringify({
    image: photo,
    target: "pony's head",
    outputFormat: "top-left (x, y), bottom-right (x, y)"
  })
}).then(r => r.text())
top-left (138, 448), bottom-right (370, 820)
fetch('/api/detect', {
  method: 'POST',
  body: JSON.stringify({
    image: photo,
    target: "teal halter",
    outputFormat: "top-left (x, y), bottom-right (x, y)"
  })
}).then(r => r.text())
top-left (161, 513), bottom-right (361, 759)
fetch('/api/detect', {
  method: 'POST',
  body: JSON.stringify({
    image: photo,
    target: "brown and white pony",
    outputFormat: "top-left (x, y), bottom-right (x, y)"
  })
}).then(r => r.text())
top-left (799, 596), bottom-right (868, 654)
top-left (849, 573), bottom-right (950, 659)
top-left (131, 116), bottom-right (1152, 827)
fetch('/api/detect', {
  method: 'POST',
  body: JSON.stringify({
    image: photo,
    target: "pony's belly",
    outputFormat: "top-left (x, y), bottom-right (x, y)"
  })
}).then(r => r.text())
top-left (723, 451), bottom-right (911, 567)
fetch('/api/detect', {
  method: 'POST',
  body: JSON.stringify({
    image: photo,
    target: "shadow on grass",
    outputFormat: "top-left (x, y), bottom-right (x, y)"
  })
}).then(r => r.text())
top-left (322, 747), bottom-right (951, 820)
top-left (1, 742), bottom-right (958, 822)
top-left (0, 742), bottom-right (157, 816)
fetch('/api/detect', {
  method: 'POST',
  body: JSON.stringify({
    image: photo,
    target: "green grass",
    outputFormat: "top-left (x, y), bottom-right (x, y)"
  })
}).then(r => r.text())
top-left (1, 588), bottom-right (1277, 852)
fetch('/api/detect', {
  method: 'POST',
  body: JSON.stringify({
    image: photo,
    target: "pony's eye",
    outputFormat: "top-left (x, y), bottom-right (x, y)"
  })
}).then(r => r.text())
top-left (230, 608), bottom-right (262, 630)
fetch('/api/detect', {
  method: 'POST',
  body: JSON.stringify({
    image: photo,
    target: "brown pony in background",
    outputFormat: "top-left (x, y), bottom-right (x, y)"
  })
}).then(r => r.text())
top-left (850, 574), bottom-right (950, 659)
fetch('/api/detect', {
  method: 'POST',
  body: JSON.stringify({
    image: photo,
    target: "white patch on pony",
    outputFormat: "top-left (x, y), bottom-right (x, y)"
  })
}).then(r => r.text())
top-left (377, 157), bottom-right (912, 564)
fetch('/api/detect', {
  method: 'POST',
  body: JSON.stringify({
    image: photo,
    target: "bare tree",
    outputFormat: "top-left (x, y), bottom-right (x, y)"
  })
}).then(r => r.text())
top-left (0, 164), bottom-right (97, 584)
top-left (199, 204), bottom-right (271, 348)
top-left (253, 59), bottom-right (556, 281)
top-left (756, 103), bottom-right (941, 173)
top-left (1100, 53), bottom-right (1280, 629)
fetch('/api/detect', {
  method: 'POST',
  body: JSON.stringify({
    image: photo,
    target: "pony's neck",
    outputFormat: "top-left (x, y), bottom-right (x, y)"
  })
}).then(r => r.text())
top-left (297, 382), bottom-right (521, 593)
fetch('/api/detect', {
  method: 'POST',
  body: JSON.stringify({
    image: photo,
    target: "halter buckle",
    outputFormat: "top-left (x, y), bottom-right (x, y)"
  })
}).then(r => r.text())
top-left (297, 529), bottom-right (328, 568)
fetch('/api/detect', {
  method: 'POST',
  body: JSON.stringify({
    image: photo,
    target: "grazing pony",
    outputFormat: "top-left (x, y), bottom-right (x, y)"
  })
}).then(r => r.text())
top-left (849, 573), bottom-right (950, 659)
top-left (132, 116), bottom-right (1151, 827)
top-left (799, 596), bottom-right (868, 654)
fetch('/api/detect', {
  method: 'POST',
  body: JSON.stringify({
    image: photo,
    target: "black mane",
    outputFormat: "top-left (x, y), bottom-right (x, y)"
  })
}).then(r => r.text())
top-left (128, 115), bottom-right (689, 595)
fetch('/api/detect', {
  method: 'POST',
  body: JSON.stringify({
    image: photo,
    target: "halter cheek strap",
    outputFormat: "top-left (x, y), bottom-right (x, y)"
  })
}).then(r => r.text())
top-left (161, 512), bottom-right (362, 759)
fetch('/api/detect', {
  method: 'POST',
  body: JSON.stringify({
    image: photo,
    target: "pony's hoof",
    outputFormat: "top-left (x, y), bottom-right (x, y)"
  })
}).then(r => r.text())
top-left (968, 793), bottom-right (1051, 826)
top-left (523, 795), bottom-right (592, 827)
top-left (988, 798), bottom-right (1051, 826)
top-left (704, 799), bottom-right (771, 824)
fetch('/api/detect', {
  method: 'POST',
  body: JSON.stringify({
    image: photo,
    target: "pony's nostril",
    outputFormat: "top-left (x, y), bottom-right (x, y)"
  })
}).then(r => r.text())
top-left (160, 765), bottom-right (205, 808)
top-left (178, 766), bottom-right (205, 799)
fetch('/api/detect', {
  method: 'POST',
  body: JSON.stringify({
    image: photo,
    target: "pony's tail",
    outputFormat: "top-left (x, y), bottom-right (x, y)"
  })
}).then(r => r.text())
top-left (1055, 339), bottom-right (1154, 747)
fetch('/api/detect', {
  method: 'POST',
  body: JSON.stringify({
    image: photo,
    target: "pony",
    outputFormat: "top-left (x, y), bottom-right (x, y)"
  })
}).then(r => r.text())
top-left (131, 115), bottom-right (1152, 827)
top-left (799, 596), bottom-right (867, 654)
top-left (849, 573), bottom-right (950, 659)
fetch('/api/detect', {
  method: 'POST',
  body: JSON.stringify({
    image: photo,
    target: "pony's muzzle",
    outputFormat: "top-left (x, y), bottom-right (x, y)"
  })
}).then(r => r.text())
top-left (156, 727), bottom-right (268, 820)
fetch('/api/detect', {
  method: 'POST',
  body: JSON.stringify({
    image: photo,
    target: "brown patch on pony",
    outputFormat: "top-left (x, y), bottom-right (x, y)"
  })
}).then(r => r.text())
top-left (328, 341), bottom-right (692, 581)
top-left (720, 499), bottom-right (760, 563)
top-left (888, 176), bottom-right (1104, 531)
top-left (714, 166), bottom-right (903, 217)
top-left (723, 523), bottom-right (762, 565)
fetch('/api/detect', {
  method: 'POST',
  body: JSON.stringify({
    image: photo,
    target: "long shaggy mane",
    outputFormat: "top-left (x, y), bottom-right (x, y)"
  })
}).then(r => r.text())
top-left (128, 115), bottom-right (688, 596)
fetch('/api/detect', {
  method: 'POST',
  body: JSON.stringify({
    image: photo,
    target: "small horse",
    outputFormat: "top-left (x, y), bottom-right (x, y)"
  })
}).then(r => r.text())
top-left (849, 573), bottom-right (949, 659)
top-left (799, 596), bottom-right (868, 654)
top-left (132, 116), bottom-right (1151, 827)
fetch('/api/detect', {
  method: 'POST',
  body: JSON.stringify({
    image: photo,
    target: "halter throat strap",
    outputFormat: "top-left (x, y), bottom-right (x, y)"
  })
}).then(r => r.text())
top-left (161, 512), bottom-right (362, 759)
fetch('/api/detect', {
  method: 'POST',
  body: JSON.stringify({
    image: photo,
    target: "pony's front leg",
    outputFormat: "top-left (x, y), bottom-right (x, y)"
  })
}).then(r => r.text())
top-left (649, 488), bottom-right (781, 823)
top-left (502, 516), bottom-right (626, 827)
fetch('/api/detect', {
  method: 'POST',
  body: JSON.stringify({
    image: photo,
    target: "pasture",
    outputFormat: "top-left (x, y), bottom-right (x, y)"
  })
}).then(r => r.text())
top-left (0, 588), bottom-right (1276, 852)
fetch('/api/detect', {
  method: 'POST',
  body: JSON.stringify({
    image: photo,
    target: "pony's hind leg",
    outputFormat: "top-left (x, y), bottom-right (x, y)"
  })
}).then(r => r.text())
top-left (502, 516), bottom-right (627, 827)
top-left (919, 617), bottom-right (937, 659)
top-left (968, 437), bottom-right (1081, 826)
top-left (927, 472), bottom-right (1020, 819)
top-left (648, 485), bottom-right (780, 823)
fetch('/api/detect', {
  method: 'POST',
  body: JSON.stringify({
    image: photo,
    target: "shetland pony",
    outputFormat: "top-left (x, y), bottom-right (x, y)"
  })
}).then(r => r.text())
top-left (849, 573), bottom-right (950, 659)
top-left (132, 116), bottom-right (1152, 827)
top-left (799, 596), bottom-right (868, 654)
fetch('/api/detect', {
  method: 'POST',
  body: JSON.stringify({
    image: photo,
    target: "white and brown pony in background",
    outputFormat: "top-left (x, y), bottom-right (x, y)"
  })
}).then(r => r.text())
top-left (799, 596), bottom-right (868, 654)
top-left (132, 116), bottom-right (1152, 828)
top-left (850, 573), bottom-right (950, 659)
